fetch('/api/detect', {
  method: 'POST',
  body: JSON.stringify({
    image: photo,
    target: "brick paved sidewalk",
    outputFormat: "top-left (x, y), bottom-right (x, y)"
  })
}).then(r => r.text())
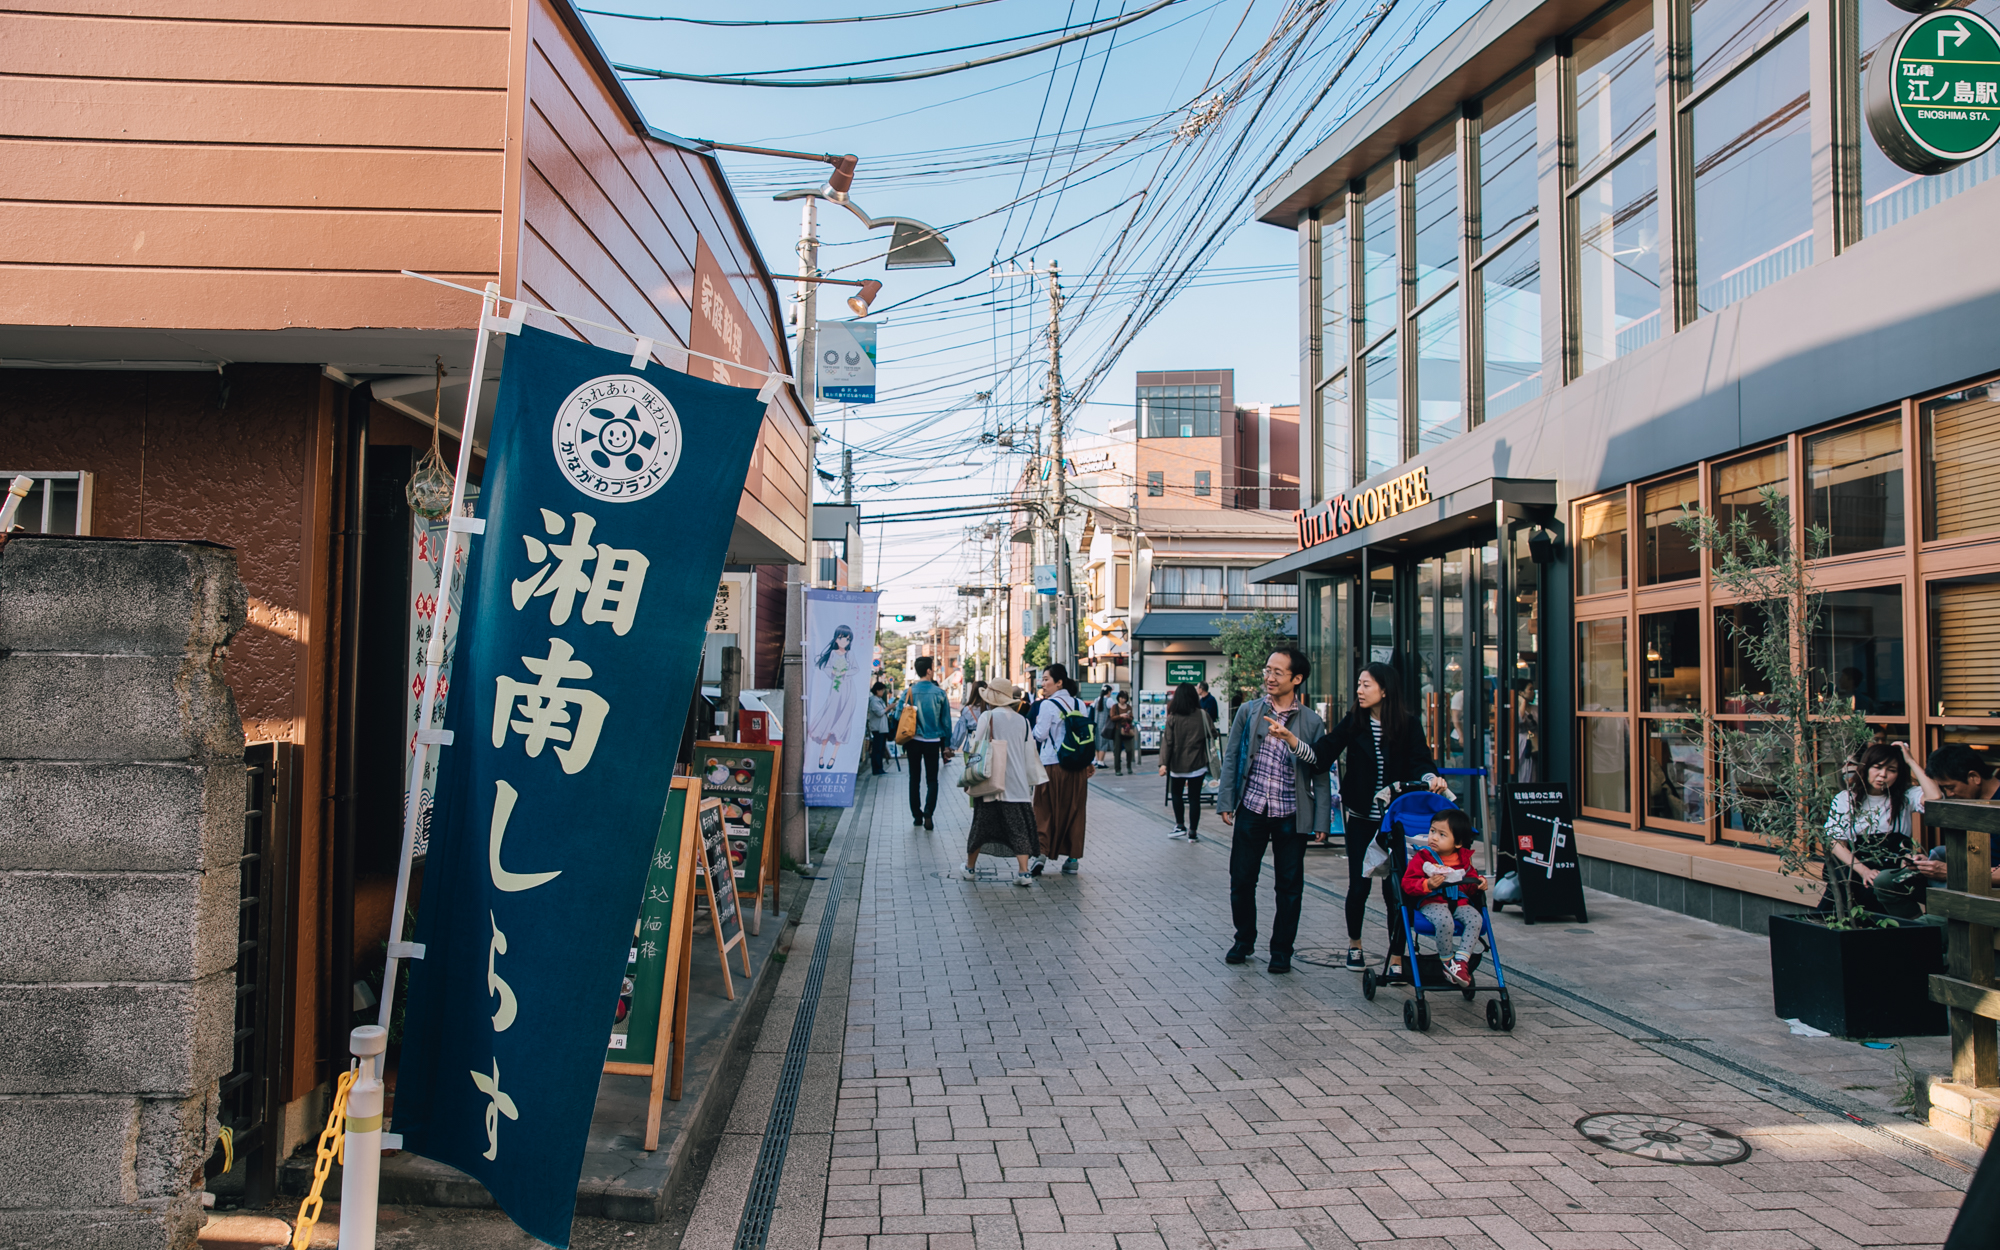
top-left (827, 767), bottom-right (1969, 1250)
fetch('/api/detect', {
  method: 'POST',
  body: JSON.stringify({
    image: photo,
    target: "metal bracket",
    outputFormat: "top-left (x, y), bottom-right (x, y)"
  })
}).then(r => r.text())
top-left (386, 941), bottom-right (425, 960)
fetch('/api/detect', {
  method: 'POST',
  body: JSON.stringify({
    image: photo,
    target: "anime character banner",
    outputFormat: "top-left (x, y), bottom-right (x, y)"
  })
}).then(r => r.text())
top-left (392, 325), bottom-right (765, 1246)
top-left (802, 588), bottom-right (880, 807)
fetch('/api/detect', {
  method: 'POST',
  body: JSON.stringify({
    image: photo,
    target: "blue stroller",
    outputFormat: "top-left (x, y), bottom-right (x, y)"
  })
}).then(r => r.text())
top-left (1359, 783), bottom-right (1517, 1033)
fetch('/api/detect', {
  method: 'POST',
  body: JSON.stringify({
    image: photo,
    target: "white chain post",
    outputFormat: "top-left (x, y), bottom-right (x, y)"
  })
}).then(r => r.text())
top-left (338, 1026), bottom-right (388, 1249)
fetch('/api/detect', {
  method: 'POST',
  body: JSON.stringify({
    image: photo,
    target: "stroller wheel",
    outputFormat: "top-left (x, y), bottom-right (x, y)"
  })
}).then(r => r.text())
top-left (1403, 999), bottom-right (1418, 1031)
top-left (1462, 984), bottom-right (1477, 1002)
top-left (1500, 998), bottom-right (1516, 1032)
top-left (1486, 999), bottom-right (1503, 1030)
top-left (1361, 969), bottom-right (1377, 1001)
top-left (1409, 999), bottom-right (1431, 1032)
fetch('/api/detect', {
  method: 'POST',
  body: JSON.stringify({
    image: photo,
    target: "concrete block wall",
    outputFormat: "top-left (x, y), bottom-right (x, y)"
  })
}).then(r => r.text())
top-left (1578, 853), bottom-right (1810, 936)
top-left (0, 537), bottom-right (248, 1250)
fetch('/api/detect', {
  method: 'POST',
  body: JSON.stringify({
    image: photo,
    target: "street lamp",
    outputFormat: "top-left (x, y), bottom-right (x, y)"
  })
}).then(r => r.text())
top-left (693, 139), bottom-right (955, 868)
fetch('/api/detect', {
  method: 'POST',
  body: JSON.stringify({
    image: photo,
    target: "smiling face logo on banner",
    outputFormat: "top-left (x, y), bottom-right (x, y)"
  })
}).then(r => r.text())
top-left (552, 375), bottom-right (683, 502)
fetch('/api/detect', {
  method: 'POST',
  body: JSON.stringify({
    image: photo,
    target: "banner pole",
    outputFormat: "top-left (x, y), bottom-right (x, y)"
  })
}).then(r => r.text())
top-left (342, 282), bottom-right (500, 1246)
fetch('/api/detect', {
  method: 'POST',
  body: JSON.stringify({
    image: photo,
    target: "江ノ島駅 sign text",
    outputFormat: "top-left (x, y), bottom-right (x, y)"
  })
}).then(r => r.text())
top-left (1866, 8), bottom-right (2000, 175)
top-left (1292, 466), bottom-right (1432, 548)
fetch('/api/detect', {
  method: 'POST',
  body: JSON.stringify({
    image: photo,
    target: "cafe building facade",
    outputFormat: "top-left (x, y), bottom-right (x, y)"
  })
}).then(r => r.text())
top-left (1250, 0), bottom-right (2000, 929)
top-left (0, 0), bottom-right (811, 1197)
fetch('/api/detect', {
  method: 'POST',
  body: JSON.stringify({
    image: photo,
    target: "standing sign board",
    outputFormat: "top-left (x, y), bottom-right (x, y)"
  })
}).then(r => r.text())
top-left (816, 321), bottom-right (878, 403)
top-left (1503, 783), bottom-right (1588, 924)
top-left (393, 325), bottom-right (767, 1247)
top-left (603, 779), bottom-right (699, 1151)
top-left (801, 589), bottom-right (881, 807)
top-left (695, 798), bottom-right (751, 996)
top-left (695, 740), bottom-right (781, 934)
top-left (1867, 9), bottom-right (2000, 174)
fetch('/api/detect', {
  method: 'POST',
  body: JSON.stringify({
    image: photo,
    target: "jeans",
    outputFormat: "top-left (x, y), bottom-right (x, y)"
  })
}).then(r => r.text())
top-left (907, 739), bottom-right (942, 818)
top-left (1112, 735), bottom-right (1136, 773)
top-left (1344, 815), bottom-right (1408, 955)
top-left (869, 731), bottom-right (889, 774)
top-left (1167, 774), bottom-right (1203, 832)
top-left (1228, 808), bottom-right (1306, 956)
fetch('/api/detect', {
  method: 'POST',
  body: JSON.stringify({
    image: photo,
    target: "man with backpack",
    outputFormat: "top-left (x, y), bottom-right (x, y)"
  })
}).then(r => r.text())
top-left (1029, 662), bottom-right (1095, 875)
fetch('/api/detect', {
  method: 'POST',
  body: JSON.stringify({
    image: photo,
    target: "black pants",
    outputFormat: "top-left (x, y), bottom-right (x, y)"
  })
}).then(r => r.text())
top-left (1229, 808), bottom-right (1306, 957)
top-left (907, 739), bottom-right (942, 818)
top-left (1344, 815), bottom-right (1408, 955)
top-left (1167, 774), bottom-right (1203, 832)
top-left (869, 731), bottom-right (889, 774)
top-left (1112, 735), bottom-right (1136, 772)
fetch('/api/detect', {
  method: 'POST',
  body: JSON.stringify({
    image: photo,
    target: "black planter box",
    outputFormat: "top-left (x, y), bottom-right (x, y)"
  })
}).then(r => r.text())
top-left (1768, 912), bottom-right (1947, 1038)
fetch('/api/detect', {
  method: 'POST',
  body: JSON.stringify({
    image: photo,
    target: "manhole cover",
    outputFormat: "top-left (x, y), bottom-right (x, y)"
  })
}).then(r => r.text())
top-left (1292, 948), bottom-right (1352, 969)
top-left (1575, 1113), bottom-right (1751, 1165)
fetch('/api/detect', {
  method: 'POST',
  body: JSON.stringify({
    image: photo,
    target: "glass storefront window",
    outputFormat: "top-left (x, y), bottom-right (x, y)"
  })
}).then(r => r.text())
top-left (1692, 29), bottom-right (1812, 317)
top-left (1319, 205), bottom-right (1348, 381)
top-left (1930, 579), bottom-right (2000, 718)
top-left (1807, 415), bottom-right (1904, 555)
top-left (1363, 334), bottom-right (1399, 478)
top-left (1810, 584), bottom-right (1905, 716)
top-left (1646, 723), bottom-right (1708, 823)
top-left (1716, 600), bottom-right (1780, 713)
top-left (1859, 0), bottom-right (2000, 236)
top-left (1362, 163), bottom-right (1399, 342)
top-left (1576, 139), bottom-right (1662, 373)
top-left (1319, 373), bottom-right (1350, 497)
top-left (1692, 0), bottom-right (1802, 87)
top-left (1479, 225), bottom-right (1541, 419)
top-left (1924, 382), bottom-right (2000, 541)
top-left (1714, 445), bottom-right (1789, 556)
top-left (1479, 69), bottom-right (1538, 246)
top-left (1582, 717), bottom-right (1631, 812)
top-left (1413, 127), bottom-right (1459, 304)
top-left (1574, 0), bottom-right (1655, 173)
top-left (1415, 299), bottom-right (1461, 451)
top-left (1642, 474), bottom-right (1700, 584)
top-left (1577, 495), bottom-right (1628, 595)
top-left (1369, 564), bottom-right (1395, 664)
top-left (1641, 608), bottom-right (1701, 712)
top-left (1580, 618), bottom-right (1628, 711)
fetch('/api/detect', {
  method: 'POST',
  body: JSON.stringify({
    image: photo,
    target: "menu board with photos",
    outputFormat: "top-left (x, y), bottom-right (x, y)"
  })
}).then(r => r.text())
top-left (694, 740), bottom-right (778, 921)
top-left (699, 798), bottom-right (740, 931)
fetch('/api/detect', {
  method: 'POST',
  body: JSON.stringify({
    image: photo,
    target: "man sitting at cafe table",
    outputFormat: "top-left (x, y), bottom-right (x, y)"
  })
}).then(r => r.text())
top-left (1917, 744), bottom-right (2000, 888)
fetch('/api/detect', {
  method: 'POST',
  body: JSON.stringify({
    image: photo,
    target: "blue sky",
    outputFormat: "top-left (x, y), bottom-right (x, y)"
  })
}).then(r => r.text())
top-left (580, 0), bottom-right (1489, 622)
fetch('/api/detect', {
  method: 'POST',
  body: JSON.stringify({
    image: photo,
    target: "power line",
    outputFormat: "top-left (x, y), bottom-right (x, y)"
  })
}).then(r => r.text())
top-left (582, 0), bottom-right (1009, 24)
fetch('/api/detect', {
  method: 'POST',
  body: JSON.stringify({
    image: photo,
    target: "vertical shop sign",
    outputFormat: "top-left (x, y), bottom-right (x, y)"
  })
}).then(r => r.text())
top-left (393, 325), bottom-right (766, 1246)
top-left (801, 589), bottom-right (880, 807)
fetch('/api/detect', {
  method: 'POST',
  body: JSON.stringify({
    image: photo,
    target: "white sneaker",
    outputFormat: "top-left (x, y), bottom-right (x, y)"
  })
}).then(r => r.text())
top-left (1014, 873), bottom-right (1034, 887)
top-left (1029, 856), bottom-right (1047, 876)
top-left (953, 866), bottom-right (977, 881)
top-left (1169, 826), bottom-right (1187, 839)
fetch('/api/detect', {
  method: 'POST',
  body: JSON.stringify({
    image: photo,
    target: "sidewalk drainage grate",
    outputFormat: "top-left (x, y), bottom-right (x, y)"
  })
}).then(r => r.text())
top-left (733, 850), bottom-right (849, 1250)
top-left (1576, 1113), bottom-right (1752, 1165)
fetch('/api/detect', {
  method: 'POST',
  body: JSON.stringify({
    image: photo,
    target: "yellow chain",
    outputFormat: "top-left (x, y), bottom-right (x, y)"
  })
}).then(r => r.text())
top-left (290, 1066), bottom-right (357, 1250)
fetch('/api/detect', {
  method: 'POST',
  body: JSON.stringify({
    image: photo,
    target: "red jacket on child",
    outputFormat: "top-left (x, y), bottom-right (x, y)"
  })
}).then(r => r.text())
top-left (1402, 844), bottom-right (1483, 908)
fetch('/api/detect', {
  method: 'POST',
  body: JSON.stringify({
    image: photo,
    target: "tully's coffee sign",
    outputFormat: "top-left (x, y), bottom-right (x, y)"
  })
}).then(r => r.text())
top-left (1867, 8), bottom-right (2000, 175)
top-left (1292, 466), bottom-right (1432, 549)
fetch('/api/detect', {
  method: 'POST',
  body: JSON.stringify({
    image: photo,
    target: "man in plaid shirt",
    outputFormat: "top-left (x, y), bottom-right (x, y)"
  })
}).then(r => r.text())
top-left (1215, 646), bottom-right (1331, 974)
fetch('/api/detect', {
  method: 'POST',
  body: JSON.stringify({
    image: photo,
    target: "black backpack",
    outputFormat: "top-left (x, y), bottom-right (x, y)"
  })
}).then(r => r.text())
top-left (1052, 696), bottom-right (1096, 771)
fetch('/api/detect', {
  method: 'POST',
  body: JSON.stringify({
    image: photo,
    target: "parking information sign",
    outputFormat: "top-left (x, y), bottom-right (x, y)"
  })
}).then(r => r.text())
top-left (1867, 8), bottom-right (2000, 174)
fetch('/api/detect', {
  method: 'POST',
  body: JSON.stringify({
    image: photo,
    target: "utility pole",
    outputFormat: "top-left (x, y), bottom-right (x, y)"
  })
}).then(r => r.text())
top-left (780, 197), bottom-right (817, 869)
top-left (1046, 261), bottom-right (1074, 674)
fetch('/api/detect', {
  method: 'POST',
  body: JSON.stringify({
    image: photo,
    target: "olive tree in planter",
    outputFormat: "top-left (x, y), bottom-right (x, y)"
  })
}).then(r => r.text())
top-left (1675, 491), bottom-right (1945, 1038)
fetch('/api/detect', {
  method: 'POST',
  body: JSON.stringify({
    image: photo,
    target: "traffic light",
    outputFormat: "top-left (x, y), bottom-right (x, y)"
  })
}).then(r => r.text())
top-left (883, 613), bottom-right (916, 622)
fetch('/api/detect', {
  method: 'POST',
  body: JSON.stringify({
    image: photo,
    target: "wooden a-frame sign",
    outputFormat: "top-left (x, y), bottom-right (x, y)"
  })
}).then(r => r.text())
top-left (604, 777), bottom-right (699, 1151)
top-left (693, 739), bottom-right (783, 934)
top-left (695, 796), bottom-right (753, 997)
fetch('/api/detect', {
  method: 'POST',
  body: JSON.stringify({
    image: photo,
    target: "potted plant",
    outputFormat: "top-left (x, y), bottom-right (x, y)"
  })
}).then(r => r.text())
top-left (1675, 492), bottom-right (1944, 1039)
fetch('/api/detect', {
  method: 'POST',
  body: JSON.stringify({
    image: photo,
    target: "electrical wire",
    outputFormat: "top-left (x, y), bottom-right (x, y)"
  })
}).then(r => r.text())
top-left (582, 0), bottom-right (1010, 24)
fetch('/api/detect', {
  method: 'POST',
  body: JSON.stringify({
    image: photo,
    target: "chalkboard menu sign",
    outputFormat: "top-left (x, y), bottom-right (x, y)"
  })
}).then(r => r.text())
top-left (694, 741), bottom-right (778, 927)
top-left (1503, 782), bottom-right (1588, 924)
top-left (699, 798), bottom-right (739, 931)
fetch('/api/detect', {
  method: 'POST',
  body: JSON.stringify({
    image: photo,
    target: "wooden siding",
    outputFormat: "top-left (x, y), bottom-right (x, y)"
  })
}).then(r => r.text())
top-left (0, 2), bottom-right (508, 329)
top-left (515, 0), bottom-right (810, 562)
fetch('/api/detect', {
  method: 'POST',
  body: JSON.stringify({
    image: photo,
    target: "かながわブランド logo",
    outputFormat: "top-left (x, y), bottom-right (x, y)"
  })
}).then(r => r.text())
top-left (552, 375), bottom-right (682, 503)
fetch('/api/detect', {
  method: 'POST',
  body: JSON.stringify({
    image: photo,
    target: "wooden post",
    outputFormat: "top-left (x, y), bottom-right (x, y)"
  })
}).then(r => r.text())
top-left (1921, 799), bottom-right (2000, 1145)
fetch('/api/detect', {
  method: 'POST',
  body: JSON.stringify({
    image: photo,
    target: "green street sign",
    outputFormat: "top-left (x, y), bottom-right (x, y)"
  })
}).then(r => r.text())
top-left (1867, 8), bottom-right (2000, 175)
top-left (1165, 660), bottom-right (1206, 685)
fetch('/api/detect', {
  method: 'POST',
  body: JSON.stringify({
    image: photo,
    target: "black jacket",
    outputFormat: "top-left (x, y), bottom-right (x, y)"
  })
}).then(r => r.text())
top-left (1315, 708), bottom-right (1437, 817)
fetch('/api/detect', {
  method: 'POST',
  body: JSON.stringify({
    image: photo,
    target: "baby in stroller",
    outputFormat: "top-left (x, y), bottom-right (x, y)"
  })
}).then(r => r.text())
top-left (1400, 809), bottom-right (1485, 988)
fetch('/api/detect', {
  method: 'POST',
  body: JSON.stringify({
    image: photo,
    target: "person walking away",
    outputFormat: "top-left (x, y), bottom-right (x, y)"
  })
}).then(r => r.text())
top-left (866, 682), bottom-right (891, 776)
top-left (905, 657), bottom-right (952, 831)
top-left (1092, 686), bottom-right (1114, 768)
top-left (952, 687), bottom-right (986, 752)
top-left (1030, 663), bottom-right (1093, 875)
top-left (1314, 662), bottom-right (1449, 974)
top-left (1108, 692), bottom-right (1137, 774)
top-left (1824, 740), bottom-right (1942, 917)
top-left (1214, 647), bottom-right (1330, 974)
top-left (1157, 681), bottom-right (1212, 841)
top-left (1401, 809), bottom-right (1486, 986)
top-left (955, 680), bottom-right (1043, 886)
top-left (1197, 681), bottom-right (1220, 725)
